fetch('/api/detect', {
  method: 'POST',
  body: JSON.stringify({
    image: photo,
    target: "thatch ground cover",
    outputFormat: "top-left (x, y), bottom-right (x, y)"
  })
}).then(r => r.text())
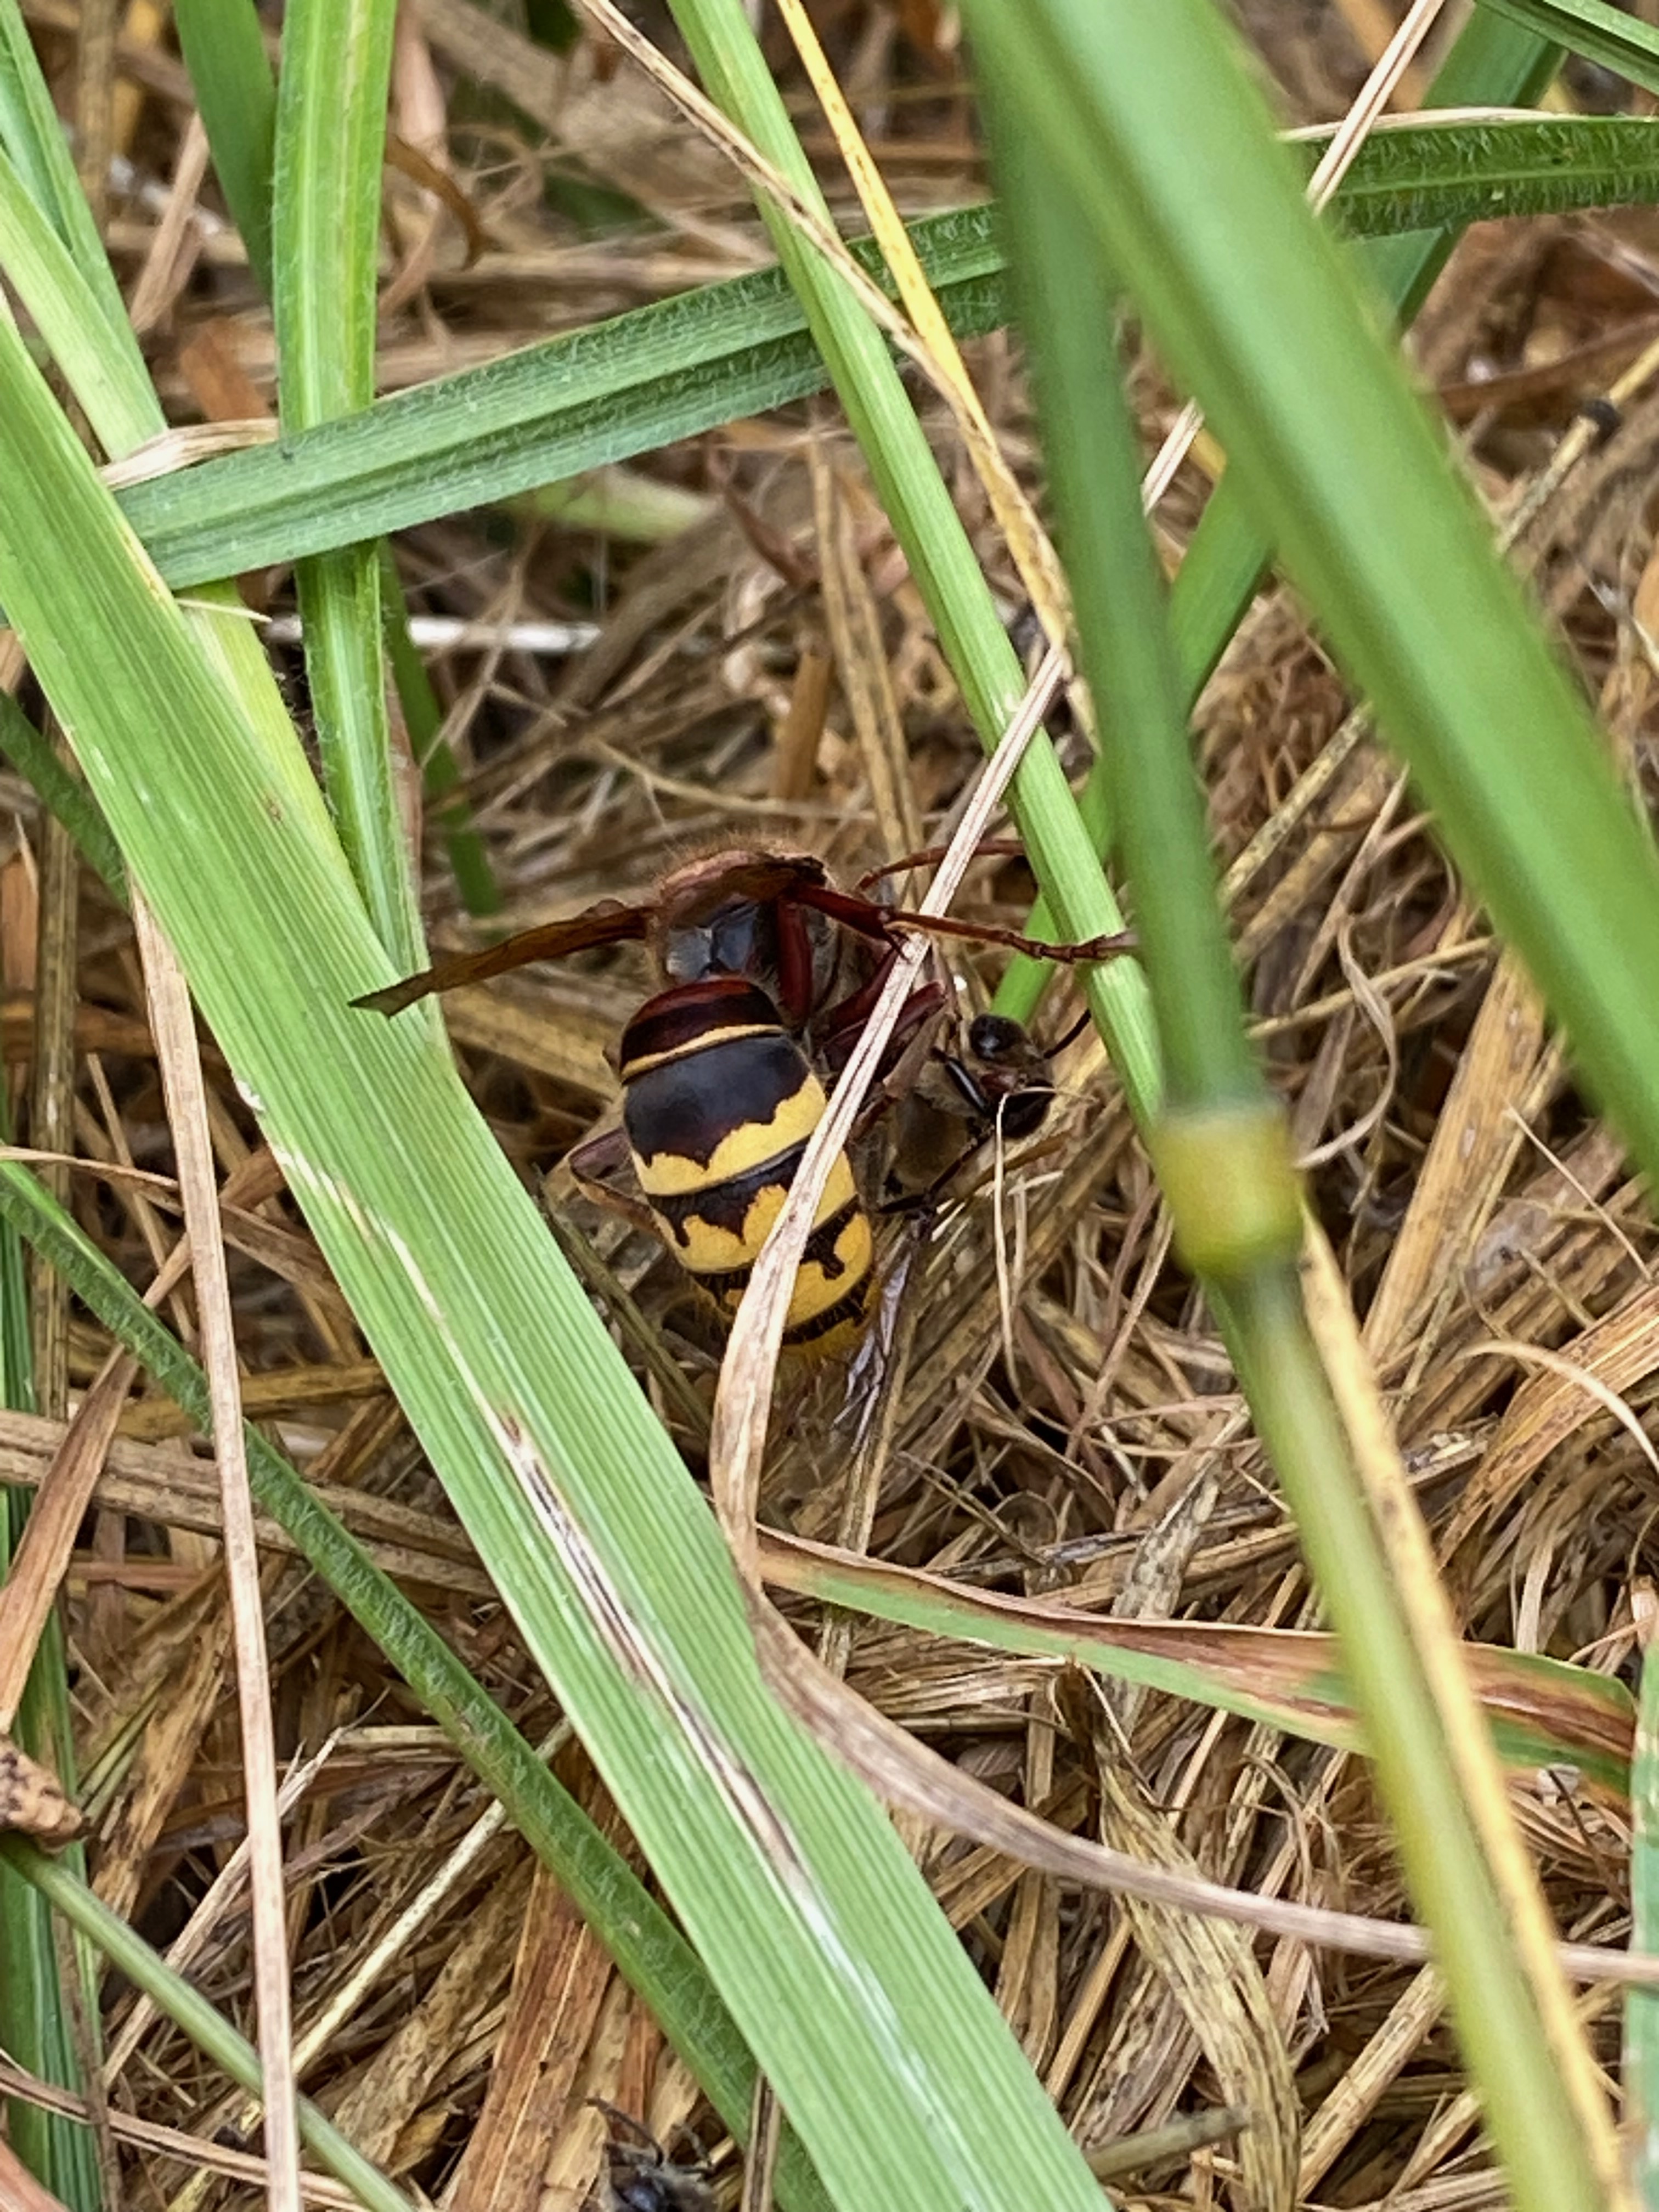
top-left (4, 2), bottom-right (1658, 2205)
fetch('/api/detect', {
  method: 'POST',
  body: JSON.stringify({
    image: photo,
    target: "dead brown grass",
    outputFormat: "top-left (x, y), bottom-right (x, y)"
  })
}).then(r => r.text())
top-left (5, 3), bottom-right (1659, 2208)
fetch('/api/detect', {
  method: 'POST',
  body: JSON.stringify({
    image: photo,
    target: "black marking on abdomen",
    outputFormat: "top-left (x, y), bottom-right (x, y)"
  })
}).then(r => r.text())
top-left (678, 1194), bottom-right (865, 1294)
top-left (800, 1195), bottom-right (864, 1280)
top-left (782, 1276), bottom-right (874, 1346)
top-left (623, 1030), bottom-right (812, 1171)
top-left (646, 1139), bottom-right (809, 1249)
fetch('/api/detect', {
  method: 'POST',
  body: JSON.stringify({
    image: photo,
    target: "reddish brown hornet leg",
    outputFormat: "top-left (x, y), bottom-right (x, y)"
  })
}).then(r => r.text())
top-left (855, 838), bottom-right (1032, 890)
top-left (883, 911), bottom-right (1137, 964)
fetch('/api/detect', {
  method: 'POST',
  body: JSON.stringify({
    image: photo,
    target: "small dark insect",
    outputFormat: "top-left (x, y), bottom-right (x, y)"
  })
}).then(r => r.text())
top-left (880, 1010), bottom-right (1062, 1213)
top-left (589, 2103), bottom-right (716, 2212)
top-left (354, 847), bottom-right (1122, 1348)
top-left (937, 1010), bottom-right (1061, 1144)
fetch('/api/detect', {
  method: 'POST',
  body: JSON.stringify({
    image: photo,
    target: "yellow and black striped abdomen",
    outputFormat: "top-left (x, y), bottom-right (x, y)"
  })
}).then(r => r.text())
top-left (619, 977), bottom-right (874, 1351)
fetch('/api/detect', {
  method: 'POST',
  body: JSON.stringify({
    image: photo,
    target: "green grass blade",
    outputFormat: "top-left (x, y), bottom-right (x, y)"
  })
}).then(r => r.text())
top-left (286, 543), bottom-right (419, 960)
top-left (0, 696), bottom-right (126, 905)
top-left (174, 0), bottom-right (276, 292)
top-left (1006, 227), bottom-right (1248, 1110)
top-left (1314, 109), bottom-right (1651, 237)
top-left (120, 209), bottom-right (1008, 585)
top-left (380, 555), bottom-right (503, 919)
top-left (0, 1836), bottom-right (412, 2212)
top-left (1628, 1628), bottom-right (1659, 2203)
top-left (0, 0), bottom-right (138, 352)
top-left (174, 7), bottom-right (494, 920)
top-left (0, 1616), bottom-right (102, 2212)
top-left (116, 101), bottom-right (1659, 593)
top-left (1477, 0), bottom-right (1659, 93)
top-left (0, 1611), bottom-right (97, 2211)
top-left (0, 140), bottom-right (159, 450)
top-left (768, 1538), bottom-right (1635, 1794)
top-left (1166, 14), bottom-right (1565, 747)
top-left (272, 0), bottom-right (393, 450)
top-left (0, 1085), bottom-right (100, 2212)
top-left (997, 8), bottom-right (1560, 1025)
top-left (667, 0), bottom-right (1158, 1123)
top-left (0, 14), bottom-right (341, 853)
top-left (273, 0), bottom-right (424, 972)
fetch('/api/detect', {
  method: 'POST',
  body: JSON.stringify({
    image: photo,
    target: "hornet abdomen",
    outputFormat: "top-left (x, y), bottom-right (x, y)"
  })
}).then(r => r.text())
top-left (618, 975), bottom-right (874, 1351)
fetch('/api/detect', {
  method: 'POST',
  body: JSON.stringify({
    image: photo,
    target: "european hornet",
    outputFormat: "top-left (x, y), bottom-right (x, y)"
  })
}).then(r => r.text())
top-left (354, 848), bottom-right (1125, 1352)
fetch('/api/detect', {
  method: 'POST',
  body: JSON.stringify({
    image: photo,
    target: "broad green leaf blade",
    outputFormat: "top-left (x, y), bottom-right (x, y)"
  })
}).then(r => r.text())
top-left (0, 301), bottom-right (1107, 2212)
top-left (122, 208), bottom-right (1009, 587)
top-left (0, 18), bottom-right (339, 857)
top-left (0, 145), bottom-right (157, 457)
top-left (1310, 111), bottom-right (1656, 236)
